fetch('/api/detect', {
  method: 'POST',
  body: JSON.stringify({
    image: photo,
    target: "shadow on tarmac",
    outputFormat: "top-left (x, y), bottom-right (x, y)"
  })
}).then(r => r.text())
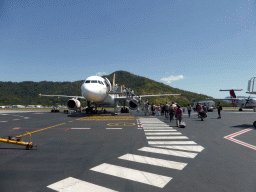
top-left (0, 147), bottom-right (37, 150)
top-left (231, 124), bottom-right (255, 129)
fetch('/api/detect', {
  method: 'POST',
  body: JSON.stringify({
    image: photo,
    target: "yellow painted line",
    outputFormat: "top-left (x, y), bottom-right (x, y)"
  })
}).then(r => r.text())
top-left (15, 122), bottom-right (67, 138)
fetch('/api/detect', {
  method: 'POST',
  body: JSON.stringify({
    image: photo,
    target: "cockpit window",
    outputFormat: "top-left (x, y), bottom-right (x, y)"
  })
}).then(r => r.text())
top-left (85, 80), bottom-right (90, 83)
top-left (98, 81), bottom-right (103, 85)
top-left (91, 80), bottom-right (97, 83)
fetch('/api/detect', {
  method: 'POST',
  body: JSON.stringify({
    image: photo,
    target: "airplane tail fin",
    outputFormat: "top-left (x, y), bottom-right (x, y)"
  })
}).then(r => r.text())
top-left (229, 90), bottom-right (236, 98)
top-left (220, 89), bottom-right (242, 105)
top-left (230, 90), bottom-right (236, 105)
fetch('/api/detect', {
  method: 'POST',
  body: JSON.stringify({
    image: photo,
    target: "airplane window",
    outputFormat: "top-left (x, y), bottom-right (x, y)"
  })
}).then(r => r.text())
top-left (85, 80), bottom-right (90, 83)
top-left (98, 81), bottom-right (103, 85)
top-left (91, 80), bottom-right (97, 83)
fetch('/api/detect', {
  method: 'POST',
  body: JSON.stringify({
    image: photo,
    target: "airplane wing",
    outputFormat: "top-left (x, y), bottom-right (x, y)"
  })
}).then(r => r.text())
top-left (208, 98), bottom-right (244, 101)
top-left (39, 94), bottom-right (85, 99)
top-left (139, 94), bottom-right (181, 98)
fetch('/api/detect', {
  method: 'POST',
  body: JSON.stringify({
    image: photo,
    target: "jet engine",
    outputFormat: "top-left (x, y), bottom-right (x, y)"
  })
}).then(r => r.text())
top-left (67, 98), bottom-right (81, 110)
top-left (128, 100), bottom-right (139, 110)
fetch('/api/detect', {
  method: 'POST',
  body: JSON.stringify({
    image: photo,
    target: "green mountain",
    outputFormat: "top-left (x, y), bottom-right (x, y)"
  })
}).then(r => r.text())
top-left (0, 70), bottom-right (230, 107)
top-left (104, 71), bottom-right (228, 107)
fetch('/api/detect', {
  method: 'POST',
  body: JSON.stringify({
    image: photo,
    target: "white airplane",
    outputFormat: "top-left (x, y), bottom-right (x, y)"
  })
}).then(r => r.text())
top-left (246, 77), bottom-right (256, 127)
top-left (39, 74), bottom-right (181, 114)
top-left (210, 89), bottom-right (256, 111)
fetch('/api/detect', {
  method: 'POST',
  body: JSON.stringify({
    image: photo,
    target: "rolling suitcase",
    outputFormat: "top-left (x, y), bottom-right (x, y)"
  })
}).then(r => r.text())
top-left (179, 121), bottom-right (186, 128)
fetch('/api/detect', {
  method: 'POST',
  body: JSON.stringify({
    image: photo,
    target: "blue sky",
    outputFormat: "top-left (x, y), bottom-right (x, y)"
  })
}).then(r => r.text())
top-left (1, 0), bottom-right (256, 98)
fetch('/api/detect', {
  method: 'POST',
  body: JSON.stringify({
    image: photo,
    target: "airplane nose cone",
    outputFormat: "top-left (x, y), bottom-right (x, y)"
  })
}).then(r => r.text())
top-left (81, 83), bottom-right (105, 102)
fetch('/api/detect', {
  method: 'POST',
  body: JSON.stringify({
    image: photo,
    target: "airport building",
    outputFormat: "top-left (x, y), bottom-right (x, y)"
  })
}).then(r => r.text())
top-left (27, 105), bottom-right (43, 108)
top-left (12, 105), bottom-right (26, 108)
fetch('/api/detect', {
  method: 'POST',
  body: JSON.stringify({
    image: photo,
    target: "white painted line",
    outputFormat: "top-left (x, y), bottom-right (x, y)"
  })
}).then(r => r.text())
top-left (145, 132), bottom-right (182, 135)
top-left (138, 147), bottom-right (198, 158)
top-left (140, 122), bottom-right (164, 124)
top-left (71, 128), bottom-right (91, 129)
top-left (24, 117), bottom-right (30, 119)
top-left (47, 177), bottom-right (117, 192)
top-left (142, 125), bottom-right (170, 127)
top-left (148, 141), bottom-right (197, 145)
top-left (141, 123), bottom-right (168, 124)
top-left (90, 163), bottom-right (172, 188)
top-left (106, 128), bottom-right (123, 129)
top-left (144, 129), bottom-right (177, 132)
top-left (0, 121), bottom-right (7, 122)
top-left (13, 127), bottom-right (21, 130)
top-left (139, 118), bottom-right (161, 120)
top-left (224, 128), bottom-right (252, 138)
top-left (143, 127), bottom-right (174, 129)
top-left (146, 136), bottom-right (188, 139)
top-left (151, 145), bottom-right (205, 152)
top-left (118, 153), bottom-right (187, 170)
top-left (224, 128), bottom-right (256, 150)
top-left (137, 128), bottom-right (143, 129)
top-left (13, 119), bottom-right (20, 121)
top-left (0, 114), bottom-right (8, 115)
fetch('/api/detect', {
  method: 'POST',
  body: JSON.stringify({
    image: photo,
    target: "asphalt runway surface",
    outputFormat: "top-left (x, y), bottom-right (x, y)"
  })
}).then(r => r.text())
top-left (0, 109), bottom-right (256, 192)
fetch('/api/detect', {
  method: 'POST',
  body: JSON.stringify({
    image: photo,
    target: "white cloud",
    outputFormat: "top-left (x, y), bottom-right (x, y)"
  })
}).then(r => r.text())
top-left (160, 75), bottom-right (184, 83)
top-left (96, 72), bottom-right (107, 76)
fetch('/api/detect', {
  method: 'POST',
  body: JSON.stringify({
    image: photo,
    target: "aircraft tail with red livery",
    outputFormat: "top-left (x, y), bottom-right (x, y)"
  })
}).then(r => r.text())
top-left (219, 89), bottom-right (243, 106)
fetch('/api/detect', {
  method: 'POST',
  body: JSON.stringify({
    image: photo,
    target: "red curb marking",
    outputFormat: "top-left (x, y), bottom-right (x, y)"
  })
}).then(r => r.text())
top-left (224, 128), bottom-right (256, 150)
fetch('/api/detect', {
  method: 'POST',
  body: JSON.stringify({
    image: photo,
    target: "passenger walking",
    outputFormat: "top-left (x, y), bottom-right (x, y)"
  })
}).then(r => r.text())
top-left (217, 102), bottom-right (222, 119)
top-left (187, 104), bottom-right (192, 118)
top-left (144, 102), bottom-right (148, 115)
top-left (151, 103), bottom-right (155, 115)
top-left (161, 103), bottom-right (165, 116)
top-left (175, 105), bottom-right (183, 127)
top-left (197, 104), bottom-right (203, 117)
top-left (165, 102), bottom-right (169, 118)
top-left (169, 105), bottom-right (175, 122)
top-left (203, 103), bottom-right (207, 114)
top-left (157, 105), bottom-right (161, 116)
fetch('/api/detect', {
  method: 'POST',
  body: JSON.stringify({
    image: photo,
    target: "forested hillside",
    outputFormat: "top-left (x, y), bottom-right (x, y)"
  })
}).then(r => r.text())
top-left (0, 71), bottom-right (230, 107)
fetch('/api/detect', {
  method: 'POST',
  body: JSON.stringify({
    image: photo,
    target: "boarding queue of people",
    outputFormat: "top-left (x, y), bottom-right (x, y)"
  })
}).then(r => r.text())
top-left (145, 100), bottom-right (222, 127)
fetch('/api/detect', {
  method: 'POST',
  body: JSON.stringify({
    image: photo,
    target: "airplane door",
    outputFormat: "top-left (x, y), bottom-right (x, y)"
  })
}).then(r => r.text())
top-left (104, 77), bottom-right (112, 92)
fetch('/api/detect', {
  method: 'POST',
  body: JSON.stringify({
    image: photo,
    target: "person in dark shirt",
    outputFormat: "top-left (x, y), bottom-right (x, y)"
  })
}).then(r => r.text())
top-left (217, 102), bottom-right (222, 119)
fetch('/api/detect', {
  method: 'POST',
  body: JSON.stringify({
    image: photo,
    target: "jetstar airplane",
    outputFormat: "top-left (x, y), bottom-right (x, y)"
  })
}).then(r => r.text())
top-left (210, 89), bottom-right (256, 111)
top-left (39, 74), bottom-right (181, 114)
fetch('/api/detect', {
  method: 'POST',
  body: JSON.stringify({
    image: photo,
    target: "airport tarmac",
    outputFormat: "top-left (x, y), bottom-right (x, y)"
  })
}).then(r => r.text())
top-left (0, 109), bottom-right (256, 192)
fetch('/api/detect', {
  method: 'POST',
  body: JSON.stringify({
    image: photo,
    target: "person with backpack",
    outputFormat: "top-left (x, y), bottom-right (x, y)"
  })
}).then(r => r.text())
top-left (217, 102), bottom-right (222, 119)
top-left (175, 105), bottom-right (183, 127)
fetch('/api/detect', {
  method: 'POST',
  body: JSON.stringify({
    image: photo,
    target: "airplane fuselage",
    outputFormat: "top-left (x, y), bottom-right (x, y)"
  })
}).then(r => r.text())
top-left (81, 76), bottom-right (115, 105)
top-left (224, 96), bottom-right (256, 108)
